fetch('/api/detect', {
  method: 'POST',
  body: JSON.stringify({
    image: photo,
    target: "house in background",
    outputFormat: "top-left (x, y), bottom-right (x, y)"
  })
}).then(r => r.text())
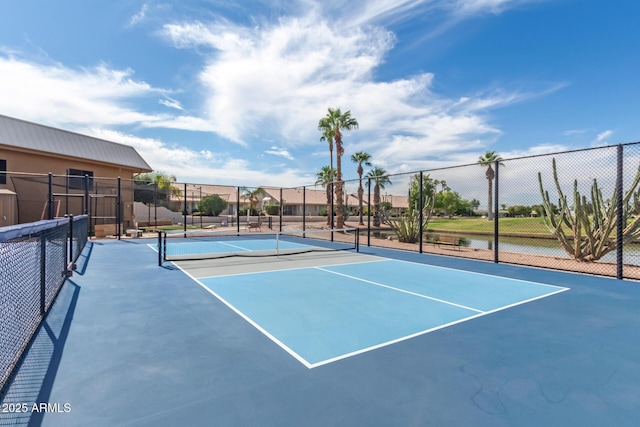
top-left (0, 114), bottom-right (152, 231)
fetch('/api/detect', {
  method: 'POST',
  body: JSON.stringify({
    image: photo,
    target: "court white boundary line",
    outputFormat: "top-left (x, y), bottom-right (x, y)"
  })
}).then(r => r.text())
top-left (152, 245), bottom-right (571, 369)
top-left (308, 286), bottom-right (569, 368)
top-left (315, 266), bottom-right (484, 313)
top-left (169, 259), bottom-right (315, 369)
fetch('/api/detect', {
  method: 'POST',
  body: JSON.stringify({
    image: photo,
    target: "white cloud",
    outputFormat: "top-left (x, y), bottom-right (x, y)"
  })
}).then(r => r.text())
top-left (265, 146), bottom-right (294, 160)
top-left (592, 129), bottom-right (613, 146)
top-left (159, 97), bottom-right (184, 111)
top-left (129, 3), bottom-right (150, 27)
top-left (83, 128), bottom-right (307, 186)
top-left (451, 0), bottom-right (540, 15)
top-left (0, 55), bottom-right (161, 127)
top-left (0, 0), bottom-right (564, 187)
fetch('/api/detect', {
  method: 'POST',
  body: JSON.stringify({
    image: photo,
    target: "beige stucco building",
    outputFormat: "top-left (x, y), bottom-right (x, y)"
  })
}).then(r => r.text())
top-left (0, 114), bottom-right (152, 230)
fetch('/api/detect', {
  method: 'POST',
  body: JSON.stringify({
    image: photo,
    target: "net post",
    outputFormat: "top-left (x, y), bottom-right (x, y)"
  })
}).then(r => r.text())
top-left (68, 214), bottom-right (75, 272)
top-left (356, 227), bottom-right (360, 252)
top-left (158, 231), bottom-right (163, 266)
top-left (163, 231), bottom-right (167, 262)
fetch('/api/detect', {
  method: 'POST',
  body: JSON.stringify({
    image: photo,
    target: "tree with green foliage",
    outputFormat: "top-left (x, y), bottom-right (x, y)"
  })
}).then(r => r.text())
top-left (350, 151), bottom-right (372, 225)
top-left (366, 167), bottom-right (391, 227)
top-left (318, 108), bottom-right (359, 229)
top-left (477, 151), bottom-right (504, 220)
top-left (134, 171), bottom-right (181, 206)
top-left (437, 190), bottom-right (464, 218)
top-left (198, 194), bottom-right (228, 216)
top-left (408, 173), bottom-right (438, 212)
top-left (240, 187), bottom-right (267, 217)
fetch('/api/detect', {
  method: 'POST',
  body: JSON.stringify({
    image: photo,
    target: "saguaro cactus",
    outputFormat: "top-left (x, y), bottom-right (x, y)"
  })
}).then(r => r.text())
top-left (538, 158), bottom-right (640, 262)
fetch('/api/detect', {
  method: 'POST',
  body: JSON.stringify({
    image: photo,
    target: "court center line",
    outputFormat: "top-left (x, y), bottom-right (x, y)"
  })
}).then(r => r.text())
top-left (314, 266), bottom-right (484, 314)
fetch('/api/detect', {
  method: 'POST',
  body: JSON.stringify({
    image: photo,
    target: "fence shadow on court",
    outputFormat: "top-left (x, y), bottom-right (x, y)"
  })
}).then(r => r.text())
top-left (0, 282), bottom-right (80, 426)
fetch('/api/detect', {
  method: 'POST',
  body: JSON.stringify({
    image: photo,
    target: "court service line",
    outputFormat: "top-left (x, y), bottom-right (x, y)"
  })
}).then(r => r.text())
top-left (314, 266), bottom-right (484, 314)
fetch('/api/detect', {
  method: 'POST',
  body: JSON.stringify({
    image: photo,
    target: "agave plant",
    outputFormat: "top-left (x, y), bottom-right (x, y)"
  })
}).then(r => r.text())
top-left (387, 193), bottom-right (435, 243)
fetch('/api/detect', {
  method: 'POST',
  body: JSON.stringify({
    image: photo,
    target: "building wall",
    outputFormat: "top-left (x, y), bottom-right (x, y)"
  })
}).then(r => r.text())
top-left (0, 146), bottom-right (141, 227)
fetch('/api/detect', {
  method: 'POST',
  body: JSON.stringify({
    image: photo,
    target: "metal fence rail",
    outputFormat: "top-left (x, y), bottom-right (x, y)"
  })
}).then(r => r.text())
top-left (0, 215), bottom-right (88, 397)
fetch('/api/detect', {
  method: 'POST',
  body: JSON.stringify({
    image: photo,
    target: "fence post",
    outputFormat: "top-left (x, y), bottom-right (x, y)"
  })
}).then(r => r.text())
top-left (40, 233), bottom-right (47, 315)
top-left (494, 161), bottom-right (499, 263)
top-left (302, 186), bottom-right (306, 235)
top-left (48, 172), bottom-right (53, 220)
top-left (117, 177), bottom-right (122, 240)
top-left (419, 171), bottom-right (423, 254)
top-left (183, 182), bottom-right (187, 238)
top-left (236, 187), bottom-right (240, 233)
top-left (367, 178), bottom-right (371, 247)
top-left (279, 187), bottom-right (283, 232)
top-left (616, 144), bottom-right (624, 279)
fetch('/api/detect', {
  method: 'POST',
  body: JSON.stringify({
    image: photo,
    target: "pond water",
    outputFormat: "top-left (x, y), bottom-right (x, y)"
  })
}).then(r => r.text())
top-left (371, 232), bottom-right (640, 266)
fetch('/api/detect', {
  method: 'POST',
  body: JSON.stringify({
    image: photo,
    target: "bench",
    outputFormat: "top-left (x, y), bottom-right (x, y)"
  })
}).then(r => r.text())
top-left (125, 229), bottom-right (143, 238)
top-left (246, 222), bottom-right (261, 231)
top-left (436, 235), bottom-right (460, 250)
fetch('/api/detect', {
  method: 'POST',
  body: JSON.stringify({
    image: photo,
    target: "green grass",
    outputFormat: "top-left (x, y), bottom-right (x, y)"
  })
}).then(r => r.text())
top-left (427, 217), bottom-right (554, 235)
top-left (154, 225), bottom-right (200, 231)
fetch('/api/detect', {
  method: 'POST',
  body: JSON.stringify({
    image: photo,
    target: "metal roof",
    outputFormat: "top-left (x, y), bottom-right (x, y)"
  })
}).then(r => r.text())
top-left (0, 114), bottom-right (152, 172)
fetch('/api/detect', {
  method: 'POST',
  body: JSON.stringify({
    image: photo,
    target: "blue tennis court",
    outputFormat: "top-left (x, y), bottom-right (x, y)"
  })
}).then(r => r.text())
top-left (192, 258), bottom-right (568, 367)
top-left (5, 238), bottom-right (640, 427)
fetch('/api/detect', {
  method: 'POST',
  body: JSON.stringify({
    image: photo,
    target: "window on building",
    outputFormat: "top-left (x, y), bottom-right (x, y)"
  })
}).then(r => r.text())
top-left (0, 159), bottom-right (6, 185)
top-left (67, 168), bottom-right (94, 190)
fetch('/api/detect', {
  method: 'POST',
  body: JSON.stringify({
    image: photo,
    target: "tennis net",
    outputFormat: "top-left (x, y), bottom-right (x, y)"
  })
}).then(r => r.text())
top-left (160, 227), bottom-right (359, 262)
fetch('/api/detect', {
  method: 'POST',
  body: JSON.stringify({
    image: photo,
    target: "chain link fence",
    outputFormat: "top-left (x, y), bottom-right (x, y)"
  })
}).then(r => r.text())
top-left (2, 143), bottom-right (639, 279)
top-left (0, 215), bottom-right (88, 398)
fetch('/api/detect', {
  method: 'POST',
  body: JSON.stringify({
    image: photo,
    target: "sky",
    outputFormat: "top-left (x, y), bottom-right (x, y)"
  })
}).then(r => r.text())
top-left (1, 0), bottom-right (639, 189)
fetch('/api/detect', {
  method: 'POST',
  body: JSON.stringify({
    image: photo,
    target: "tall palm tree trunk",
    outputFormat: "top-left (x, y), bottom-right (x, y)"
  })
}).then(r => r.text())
top-left (486, 165), bottom-right (494, 220)
top-left (357, 164), bottom-right (364, 225)
top-left (373, 184), bottom-right (380, 227)
top-left (328, 147), bottom-right (333, 225)
top-left (335, 132), bottom-right (344, 229)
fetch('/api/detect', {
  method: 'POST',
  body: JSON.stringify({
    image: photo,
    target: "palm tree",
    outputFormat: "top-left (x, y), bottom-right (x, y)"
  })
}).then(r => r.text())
top-left (240, 187), bottom-right (266, 218)
top-left (315, 166), bottom-right (335, 225)
top-left (366, 167), bottom-right (391, 227)
top-left (350, 151), bottom-right (372, 225)
top-left (318, 108), bottom-right (359, 229)
top-left (477, 151), bottom-right (504, 220)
